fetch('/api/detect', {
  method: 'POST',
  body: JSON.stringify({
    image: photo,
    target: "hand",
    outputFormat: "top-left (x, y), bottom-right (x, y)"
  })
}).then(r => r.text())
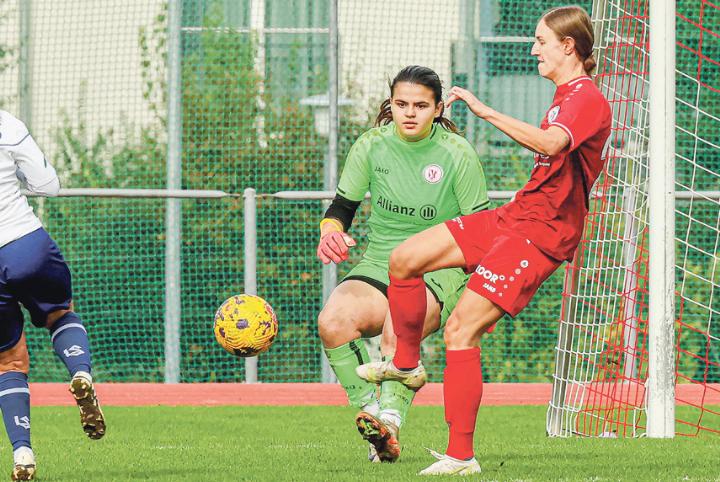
top-left (446, 86), bottom-right (492, 119)
top-left (317, 231), bottom-right (356, 264)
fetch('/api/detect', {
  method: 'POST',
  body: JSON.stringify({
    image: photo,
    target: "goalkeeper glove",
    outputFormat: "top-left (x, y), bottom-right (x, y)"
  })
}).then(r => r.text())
top-left (317, 218), bottom-right (356, 264)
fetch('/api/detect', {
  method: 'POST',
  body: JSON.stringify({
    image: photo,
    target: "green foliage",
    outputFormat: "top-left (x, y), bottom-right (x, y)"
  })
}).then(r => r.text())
top-left (20, 1), bottom-right (719, 385)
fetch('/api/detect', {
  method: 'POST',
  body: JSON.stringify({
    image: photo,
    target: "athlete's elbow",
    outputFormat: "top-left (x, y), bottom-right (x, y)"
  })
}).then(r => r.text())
top-left (540, 146), bottom-right (562, 157)
top-left (33, 177), bottom-right (60, 197)
top-left (537, 138), bottom-right (566, 157)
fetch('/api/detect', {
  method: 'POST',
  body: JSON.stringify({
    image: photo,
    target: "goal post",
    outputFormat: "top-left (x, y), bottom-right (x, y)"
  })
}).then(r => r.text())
top-left (647, 0), bottom-right (676, 438)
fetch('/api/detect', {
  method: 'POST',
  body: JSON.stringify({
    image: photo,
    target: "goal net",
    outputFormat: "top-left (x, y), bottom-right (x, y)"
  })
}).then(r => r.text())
top-left (548, 0), bottom-right (720, 437)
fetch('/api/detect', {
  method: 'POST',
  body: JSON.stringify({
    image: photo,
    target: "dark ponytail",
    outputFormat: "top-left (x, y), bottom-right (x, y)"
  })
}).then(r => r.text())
top-left (374, 65), bottom-right (460, 134)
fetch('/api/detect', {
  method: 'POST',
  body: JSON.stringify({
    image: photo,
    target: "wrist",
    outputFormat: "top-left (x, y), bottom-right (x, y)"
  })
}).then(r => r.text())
top-left (478, 106), bottom-right (495, 120)
top-left (320, 218), bottom-right (343, 236)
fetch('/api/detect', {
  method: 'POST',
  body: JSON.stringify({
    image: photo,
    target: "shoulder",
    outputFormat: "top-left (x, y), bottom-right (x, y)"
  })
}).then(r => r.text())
top-left (436, 129), bottom-right (479, 163)
top-left (0, 111), bottom-right (30, 146)
top-left (568, 79), bottom-right (610, 111)
top-left (351, 126), bottom-right (389, 152)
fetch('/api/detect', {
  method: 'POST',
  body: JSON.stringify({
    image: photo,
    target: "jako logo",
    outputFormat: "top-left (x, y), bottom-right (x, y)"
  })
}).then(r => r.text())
top-left (482, 283), bottom-right (496, 293)
top-left (64, 345), bottom-right (85, 357)
top-left (14, 416), bottom-right (29, 430)
top-left (475, 265), bottom-right (499, 283)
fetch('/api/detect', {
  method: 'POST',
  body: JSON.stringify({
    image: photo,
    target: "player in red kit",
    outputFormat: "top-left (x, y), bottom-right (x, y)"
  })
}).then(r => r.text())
top-left (356, 5), bottom-right (612, 475)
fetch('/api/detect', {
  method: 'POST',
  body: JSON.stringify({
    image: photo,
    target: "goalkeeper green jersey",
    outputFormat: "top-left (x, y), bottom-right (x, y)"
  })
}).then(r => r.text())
top-left (337, 122), bottom-right (489, 264)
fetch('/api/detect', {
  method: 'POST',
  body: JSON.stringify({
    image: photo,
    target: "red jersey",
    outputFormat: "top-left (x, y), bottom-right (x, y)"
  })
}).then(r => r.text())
top-left (496, 76), bottom-right (612, 261)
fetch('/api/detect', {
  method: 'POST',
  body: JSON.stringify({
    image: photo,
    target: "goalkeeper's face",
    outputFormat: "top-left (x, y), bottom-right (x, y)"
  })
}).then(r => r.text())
top-left (390, 82), bottom-right (443, 142)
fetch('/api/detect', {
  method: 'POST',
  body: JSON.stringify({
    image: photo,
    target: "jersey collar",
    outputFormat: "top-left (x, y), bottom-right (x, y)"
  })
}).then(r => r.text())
top-left (392, 122), bottom-right (438, 148)
top-left (556, 75), bottom-right (592, 94)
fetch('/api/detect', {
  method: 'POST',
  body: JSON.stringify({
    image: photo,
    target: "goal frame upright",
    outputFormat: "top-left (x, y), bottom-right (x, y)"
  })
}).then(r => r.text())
top-left (646, 0), bottom-right (676, 439)
top-left (548, 0), bottom-right (677, 438)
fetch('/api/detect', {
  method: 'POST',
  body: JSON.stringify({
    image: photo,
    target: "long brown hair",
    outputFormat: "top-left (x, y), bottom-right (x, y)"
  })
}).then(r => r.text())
top-left (374, 65), bottom-right (459, 134)
top-left (542, 6), bottom-right (596, 75)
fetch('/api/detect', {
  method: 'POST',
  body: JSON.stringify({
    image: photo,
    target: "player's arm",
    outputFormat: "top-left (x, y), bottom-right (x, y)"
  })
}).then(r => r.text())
top-left (447, 86), bottom-right (569, 157)
top-left (454, 146), bottom-right (490, 215)
top-left (4, 113), bottom-right (60, 196)
top-left (317, 134), bottom-right (370, 264)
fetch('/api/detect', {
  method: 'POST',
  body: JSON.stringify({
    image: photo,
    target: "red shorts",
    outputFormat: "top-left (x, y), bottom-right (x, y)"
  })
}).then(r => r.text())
top-left (445, 209), bottom-right (562, 317)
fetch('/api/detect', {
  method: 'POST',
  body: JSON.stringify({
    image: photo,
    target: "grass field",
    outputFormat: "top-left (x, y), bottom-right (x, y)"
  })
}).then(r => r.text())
top-left (15, 405), bottom-right (720, 481)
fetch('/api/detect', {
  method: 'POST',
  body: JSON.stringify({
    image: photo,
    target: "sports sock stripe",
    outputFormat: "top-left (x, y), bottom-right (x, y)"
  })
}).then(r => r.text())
top-left (50, 323), bottom-right (86, 342)
top-left (0, 388), bottom-right (30, 398)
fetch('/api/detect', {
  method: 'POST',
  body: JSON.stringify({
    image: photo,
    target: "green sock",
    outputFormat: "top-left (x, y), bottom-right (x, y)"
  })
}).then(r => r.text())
top-left (324, 340), bottom-right (377, 408)
top-left (379, 357), bottom-right (416, 426)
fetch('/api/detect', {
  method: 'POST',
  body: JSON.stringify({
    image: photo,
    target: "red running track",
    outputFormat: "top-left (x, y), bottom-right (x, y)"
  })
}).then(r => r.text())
top-left (28, 383), bottom-right (720, 407)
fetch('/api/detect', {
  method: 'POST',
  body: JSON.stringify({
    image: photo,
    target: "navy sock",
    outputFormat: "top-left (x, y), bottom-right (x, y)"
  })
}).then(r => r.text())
top-left (50, 312), bottom-right (92, 377)
top-left (0, 372), bottom-right (31, 450)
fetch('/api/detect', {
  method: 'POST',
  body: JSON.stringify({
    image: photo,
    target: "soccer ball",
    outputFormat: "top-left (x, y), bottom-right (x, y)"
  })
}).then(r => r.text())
top-left (213, 294), bottom-right (278, 357)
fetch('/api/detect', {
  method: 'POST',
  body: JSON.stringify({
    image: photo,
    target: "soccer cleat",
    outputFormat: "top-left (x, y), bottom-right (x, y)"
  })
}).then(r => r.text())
top-left (418, 448), bottom-right (482, 476)
top-left (11, 447), bottom-right (35, 481)
top-left (355, 411), bottom-right (401, 463)
top-left (69, 373), bottom-right (106, 440)
top-left (356, 360), bottom-right (427, 390)
top-left (367, 444), bottom-right (380, 463)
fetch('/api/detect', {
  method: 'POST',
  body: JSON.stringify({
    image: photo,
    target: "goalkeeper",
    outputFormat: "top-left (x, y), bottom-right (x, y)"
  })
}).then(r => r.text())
top-left (316, 65), bottom-right (489, 463)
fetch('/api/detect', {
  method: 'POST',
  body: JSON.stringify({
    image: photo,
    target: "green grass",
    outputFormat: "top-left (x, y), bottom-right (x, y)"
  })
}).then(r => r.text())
top-left (13, 406), bottom-right (720, 481)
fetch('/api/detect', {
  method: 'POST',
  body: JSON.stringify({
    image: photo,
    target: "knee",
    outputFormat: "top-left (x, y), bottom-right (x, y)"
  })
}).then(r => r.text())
top-left (443, 308), bottom-right (492, 349)
top-left (0, 338), bottom-right (30, 375)
top-left (46, 307), bottom-right (75, 330)
top-left (443, 315), bottom-right (464, 347)
top-left (318, 307), bottom-right (355, 346)
top-left (389, 245), bottom-right (424, 280)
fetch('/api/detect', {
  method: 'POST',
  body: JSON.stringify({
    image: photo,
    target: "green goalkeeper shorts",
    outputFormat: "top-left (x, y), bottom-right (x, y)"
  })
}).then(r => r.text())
top-left (342, 258), bottom-right (467, 326)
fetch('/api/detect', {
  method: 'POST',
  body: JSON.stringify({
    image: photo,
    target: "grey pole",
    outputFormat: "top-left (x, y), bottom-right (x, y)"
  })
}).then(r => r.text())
top-left (459, 0), bottom-right (477, 141)
top-left (244, 188), bottom-right (259, 383)
top-left (19, 0), bottom-right (32, 127)
top-left (320, 0), bottom-right (339, 383)
top-left (164, 0), bottom-right (183, 384)
top-left (621, 187), bottom-right (640, 380)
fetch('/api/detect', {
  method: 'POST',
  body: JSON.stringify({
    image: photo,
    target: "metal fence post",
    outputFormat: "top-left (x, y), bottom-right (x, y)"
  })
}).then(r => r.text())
top-left (320, 0), bottom-right (339, 383)
top-left (164, 0), bottom-right (182, 384)
top-left (244, 188), bottom-right (259, 383)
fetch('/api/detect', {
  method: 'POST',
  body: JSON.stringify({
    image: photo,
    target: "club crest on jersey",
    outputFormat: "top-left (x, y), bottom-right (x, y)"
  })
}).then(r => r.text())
top-left (423, 164), bottom-right (443, 184)
top-left (547, 106), bottom-right (560, 123)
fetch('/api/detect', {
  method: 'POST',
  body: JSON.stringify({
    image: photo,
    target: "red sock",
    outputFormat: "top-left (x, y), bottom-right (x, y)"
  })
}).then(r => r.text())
top-left (444, 348), bottom-right (483, 460)
top-left (388, 274), bottom-right (426, 369)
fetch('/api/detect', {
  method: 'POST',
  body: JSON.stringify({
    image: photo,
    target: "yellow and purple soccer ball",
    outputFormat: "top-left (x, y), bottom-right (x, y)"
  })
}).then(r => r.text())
top-left (213, 294), bottom-right (278, 357)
